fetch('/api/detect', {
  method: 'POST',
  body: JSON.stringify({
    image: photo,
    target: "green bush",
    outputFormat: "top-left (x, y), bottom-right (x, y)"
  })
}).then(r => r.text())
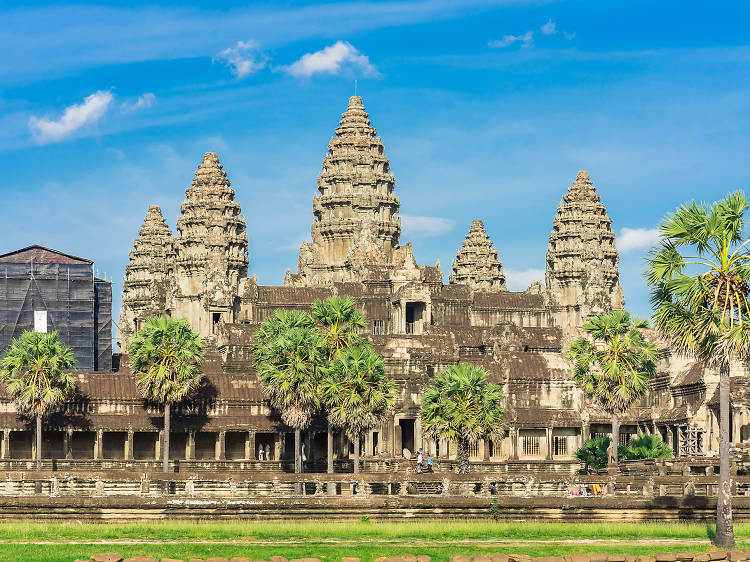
top-left (574, 436), bottom-right (610, 473)
top-left (619, 433), bottom-right (672, 460)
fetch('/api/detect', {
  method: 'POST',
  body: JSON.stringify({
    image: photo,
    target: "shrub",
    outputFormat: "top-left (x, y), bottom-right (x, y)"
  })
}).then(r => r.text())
top-left (619, 433), bottom-right (672, 460)
top-left (574, 436), bottom-right (610, 473)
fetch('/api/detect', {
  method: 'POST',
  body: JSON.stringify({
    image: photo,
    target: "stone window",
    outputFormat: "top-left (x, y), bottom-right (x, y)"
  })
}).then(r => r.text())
top-left (522, 436), bottom-right (541, 457)
top-left (102, 432), bottom-right (126, 459)
top-left (553, 435), bottom-right (568, 457)
top-left (372, 319), bottom-right (385, 335)
top-left (225, 432), bottom-right (246, 460)
top-left (133, 432), bottom-right (157, 460)
top-left (195, 432), bottom-right (217, 460)
top-left (468, 440), bottom-right (479, 459)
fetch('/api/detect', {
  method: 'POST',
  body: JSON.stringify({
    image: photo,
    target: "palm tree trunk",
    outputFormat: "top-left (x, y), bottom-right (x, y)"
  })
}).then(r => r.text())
top-left (611, 412), bottom-right (620, 465)
top-left (35, 413), bottom-right (42, 472)
top-left (327, 426), bottom-right (334, 474)
top-left (715, 361), bottom-right (735, 547)
top-left (354, 434), bottom-right (360, 474)
top-left (163, 402), bottom-right (170, 474)
top-left (457, 438), bottom-right (470, 474)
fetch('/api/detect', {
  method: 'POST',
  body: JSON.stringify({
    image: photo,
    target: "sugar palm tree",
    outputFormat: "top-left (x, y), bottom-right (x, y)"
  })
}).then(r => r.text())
top-left (568, 310), bottom-right (659, 465)
top-left (0, 331), bottom-right (76, 471)
top-left (420, 362), bottom-right (505, 474)
top-left (320, 344), bottom-right (396, 474)
top-left (312, 296), bottom-right (366, 358)
top-left (313, 296), bottom-right (367, 473)
top-left (646, 191), bottom-right (750, 548)
top-left (129, 315), bottom-right (204, 473)
top-left (251, 309), bottom-right (326, 477)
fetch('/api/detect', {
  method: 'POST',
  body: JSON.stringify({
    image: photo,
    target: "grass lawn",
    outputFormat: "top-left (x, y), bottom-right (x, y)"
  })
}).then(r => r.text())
top-left (0, 520), bottom-right (747, 561)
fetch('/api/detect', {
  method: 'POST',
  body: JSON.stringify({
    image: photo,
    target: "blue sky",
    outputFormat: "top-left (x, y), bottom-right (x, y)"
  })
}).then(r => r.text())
top-left (2, 0), bottom-right (749, 342)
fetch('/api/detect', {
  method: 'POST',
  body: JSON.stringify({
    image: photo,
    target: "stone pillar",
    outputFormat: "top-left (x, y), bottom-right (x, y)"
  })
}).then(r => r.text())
top-left (276, 433), bottom-right (284, 462)
top-left (95, 429), bottom-right (103, 460)
top-left (675, 426), bottom-right (682, 457)
top-left (156, 431), bottom-right (163, 461)
top-left (582, 422), bottom-right (590, 443)
top-left (217, 431), bottom-right (226, 460)
top-left (1, 430), bottom-right (8, 460)
top-left (394, 423), bottom-right (402, 456)
top-left (364, 431), bottom-right (372, 459)
top-left (186, 430), bottom-right (195, 460)
top-left (125, 430), bottom-right (134, 460)
top-left (546, 427), bottom-right (553, 460)
top-left (247, 431), bottom-right (255, 460)
top-left (511, 427), bottom-right (519, 460)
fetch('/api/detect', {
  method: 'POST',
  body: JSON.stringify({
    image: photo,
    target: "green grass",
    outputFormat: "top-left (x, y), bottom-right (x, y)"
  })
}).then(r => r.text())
top-left (0, 520), bottom-right (747, 562)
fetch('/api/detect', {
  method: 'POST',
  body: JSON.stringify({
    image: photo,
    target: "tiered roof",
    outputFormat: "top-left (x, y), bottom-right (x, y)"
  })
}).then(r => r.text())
top-left (174, 152), bottom-right (248, 281)
top-left (545, 171), bottom-right (624, 315)
top-left (121, 205), bottom-right (173, 313)
top-left (291, 96), bottom-right (401, 284)
top-left (450, 219), bottom-right (507, 291)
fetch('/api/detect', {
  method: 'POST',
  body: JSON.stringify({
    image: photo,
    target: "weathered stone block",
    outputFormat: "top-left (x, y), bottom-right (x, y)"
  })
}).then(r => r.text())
top-left (229, 558), bottom-right (253, 562)
top-left (91, 554), bottom-right (124, 562)
top-left (450, 556), bottom-right (471, 562)
top-left (636, 556), bottom-right (655, 562)
top-left (206, 558), bottom-right (230, 562)
top-left (709, 553), bottom-right (728, 561)
top-left (402, 555), bottom-right (418, 562)
top-left (472, 557), bottom-right (492, 562)
top-left (341, 557), bottom-right (361, 562)
top-left (694, 555), bottom-right (711, 562)
top-left (490, 556), bottom-right (509, 562)
top-left (289, 559), bottom-right (320, 562)
top-left (536, 557), bottom-right (564, 562)
top-left (590, 555), bottom-right (608, 562)
top-left (416, 556), bottom-right (431, 562)
top-left (161, 559), bottom-right (185, 562)
top-left (607, 555), bottom-right (626, 562)
top-left (674, 553), bottom-right (694, 561)
top-left (124, 558), bottom-right (158, 562)
top-left (566, 555), bottom-right (590, 562)
top-left (727, 551), bottom-right (745, 562)
top-left (655, 554), bottom-right (677, 562)
top-left (270, 557), bottom-right (288, 562)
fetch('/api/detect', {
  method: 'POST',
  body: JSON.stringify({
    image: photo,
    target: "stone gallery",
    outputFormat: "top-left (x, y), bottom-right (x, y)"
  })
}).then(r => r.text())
top-left (0, 96), bottom-right (737, 466)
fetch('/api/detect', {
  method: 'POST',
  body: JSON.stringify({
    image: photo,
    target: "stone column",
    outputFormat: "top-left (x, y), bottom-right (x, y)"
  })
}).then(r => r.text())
top-left (394, 423), bottom-right (402, 456)
top-left (217, 431), bottom-right (226, 460)
top-left (675, 426), bottom-right (682, 457)
top-left (64, 429), bottom-right (72, 460)
top-left (186, 431), bottom-right (195, 460)
top-left (510, 427), bottom-right (519, 460)
top-left (247, 431), bottom-right (255, 460)
top-left (0, 430), bottom-right (8, 460)
top-left (125, 430), bottom-right (134, 460)
top-left (276, 433), bottom-right (284, 462)
top-left (95, 429), bottom-right (103, 460)
top-left (546, 427), bottom-right (553, 460)
top-left (582, 422), bottom-right (590, 443)
top-left (156, 430), bottom-right (163, 461)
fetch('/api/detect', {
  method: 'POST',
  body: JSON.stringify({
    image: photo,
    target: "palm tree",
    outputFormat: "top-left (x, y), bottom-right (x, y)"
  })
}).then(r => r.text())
top-left (312, 296), bottom-right (366, 357)
top-left (320, 344), bottom-right (396, 474)
top-left (568, 310), bottom-right (659, 466)
top-left (420, 362), bottom-right (504, 474)
top-left (251, 309), bottom-right (326, 477)
top-left (129, 315), bottom-right (204, 473)
top-left (0, 331), bottom-right (76, 471)
top-left (619, 433), bottom-right (672, 461)
top-left (574, 436), bottom-right (610, 473)
top-left (313, 296), bottom-right (367, 473)
top-left (646, 191), bottom-right (750, 548)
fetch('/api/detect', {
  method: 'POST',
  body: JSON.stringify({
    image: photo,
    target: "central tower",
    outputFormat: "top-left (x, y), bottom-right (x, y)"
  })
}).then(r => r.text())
top-left (286, 96), bottom-right (402, 285)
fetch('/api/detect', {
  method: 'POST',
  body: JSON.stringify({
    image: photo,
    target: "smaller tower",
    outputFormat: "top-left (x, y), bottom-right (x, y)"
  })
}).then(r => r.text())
top-left (172, 152), bottom-right (249, 336)
top-left (546, 171), bottom-right (624, 327)
top-left (118, 205), bottom-right (174, 352)
top-left (450, 220), bottom-right (507, 291)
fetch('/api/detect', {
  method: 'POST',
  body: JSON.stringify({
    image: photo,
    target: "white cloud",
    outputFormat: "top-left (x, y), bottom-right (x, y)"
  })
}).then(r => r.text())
top-left (284, 41), bottom-right (378, 77)
top-left (29, 90), bottom-right (113, 144)
top-left (505, 268), bottom-right (545, 291)
top-left (121, 92), bottom-right (156, 113)
top-left (540, 19), bottom-right (556, 35)
top-left (488, 31), bottom-right (534, 49)
top-left (401, 215), bottom-right (454, 238)
top-left (563, 31), bottom-right (576, 40)
top-left (617, 227), bottom-right (660, 253)
top-left (214, 40), bottom-right (267, 78)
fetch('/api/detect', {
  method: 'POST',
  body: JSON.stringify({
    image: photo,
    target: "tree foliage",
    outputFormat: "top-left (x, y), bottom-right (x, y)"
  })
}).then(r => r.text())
top-left (0, 331), bottom-right (76, 417)
top-left (312, 296), bottom-right (366, 359)
top-left (619, 433), bottom-right (672, 460)
top-left (420, 362), bottom-right (504, 474)
top-left (129, 315), bottom-right (205, 405)
top-left (568, 310), bottom-right (659, 416)
top-left (574, 436), bottom-right (610, 472)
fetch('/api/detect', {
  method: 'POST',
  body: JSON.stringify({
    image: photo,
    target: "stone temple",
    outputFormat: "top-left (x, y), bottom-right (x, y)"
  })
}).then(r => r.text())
top-left (0, 96), bottom-right (742, 467)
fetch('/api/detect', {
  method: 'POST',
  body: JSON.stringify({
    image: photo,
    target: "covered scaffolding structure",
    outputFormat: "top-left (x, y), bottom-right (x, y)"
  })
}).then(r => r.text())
top-left (0, 245), bottom-right (111, 372)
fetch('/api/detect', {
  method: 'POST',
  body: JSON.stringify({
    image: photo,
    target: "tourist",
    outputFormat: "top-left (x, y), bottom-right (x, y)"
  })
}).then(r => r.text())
top-left (417, 448), bottom-right (424, 472)
top-left (435, 484), bottom-right (443, 495)
top-left (265, 443), bottom-right (271, 461)
top-left (426, 454), bottom-right (434, 472)
top-left (258, 444), bottom-right (264, 461)
top-left (489, 482), bottom-right (497, 495)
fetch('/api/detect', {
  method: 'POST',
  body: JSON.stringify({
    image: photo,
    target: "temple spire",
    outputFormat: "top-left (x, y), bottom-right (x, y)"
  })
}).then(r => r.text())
top-left (545, 170), bottom-right (624, 325)
top-left (287, 96), bottom-right (401, 285)
top-left (450, 220), bottom-right (507, 291)
top-left (118, 205), bottom-right (174, 352)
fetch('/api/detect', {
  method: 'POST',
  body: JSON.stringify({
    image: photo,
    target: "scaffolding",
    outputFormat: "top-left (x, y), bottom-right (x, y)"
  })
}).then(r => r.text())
top-left (0, 261), bottom-right (111, 371)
